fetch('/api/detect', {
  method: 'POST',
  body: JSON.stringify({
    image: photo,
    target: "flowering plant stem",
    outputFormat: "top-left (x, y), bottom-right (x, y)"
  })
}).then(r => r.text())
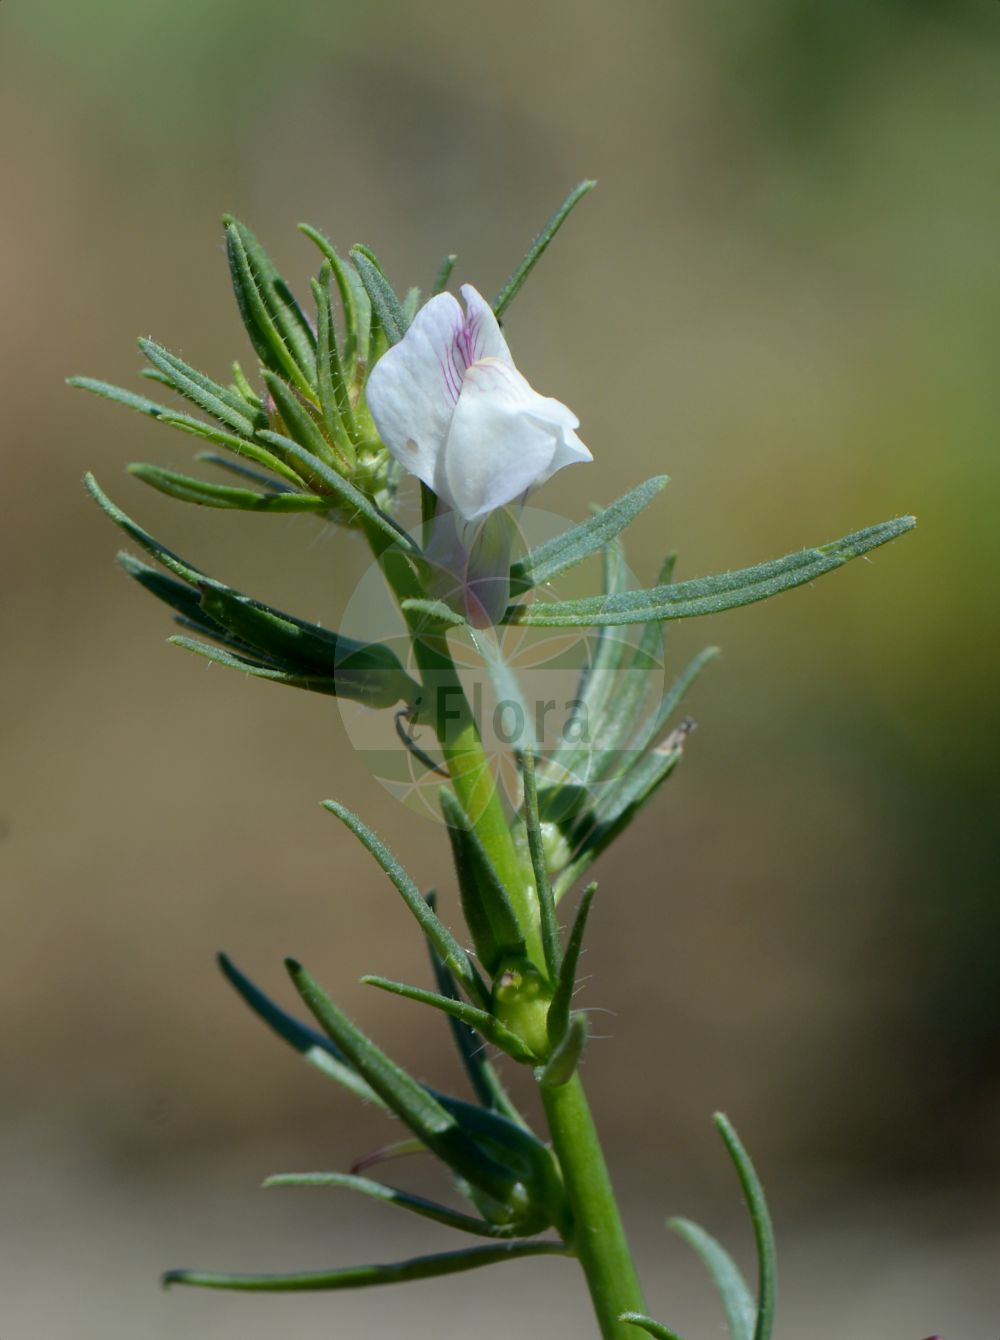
top-left (376, 529), bottom-right (643, 1338)
top-left (78, 191), bottom-right (914, 1339)
top-left (374, 535), bottom-right (541, 956)
top-left (541, 1073), bottom-right (646, 1338)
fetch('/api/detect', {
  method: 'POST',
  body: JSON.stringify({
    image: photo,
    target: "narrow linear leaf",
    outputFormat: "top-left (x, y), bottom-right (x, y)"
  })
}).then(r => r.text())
top-left (551, 647), bottom-right (715, 872)
top-left (163, 1240), bottom-right (570, 1293)
top-left (547, 883), bottom-right (596, 1041)
top-left (620, 1313), bottom-right (685, 1340)
top-left (217, 955), bottom-right (555, 1217)
top-left (237, 221), bottom-right (318, 375)
top-left (262, 1172), bottom-right (511, 1238)
top-left (603, 645), bottom-right (719, 790)
top-left (433, 1096), bottom-right (564, 1234)
top-left (216, 953), bottom-right (382, 1107)
top-left (311, 268), bottom-right (357, 454)
top-left (520, 750), bottom-right (561, 982)
top-left (322, 800), bottom-right (487, 1008)
top-left (118, 559), bottom-right (281, 668)
top-left (68, 375), bottom-right (170, 418)
top-left (350, 247), bottom-right (408, 347)
top-left (509, 517), bottom-right (917, 627)
top-left (400, 598), bottom-right (468, 628)
top-left (196, 581), bottom-right (401, 678)
top-left (257, 430), bottom-right (416, 552)
top-left (224, 217), bottom-right (316, 394)
top-left (350, 1138), bottom-right (426, 1175)
top-left (127, 556), bottom-right (419, 708)
top-left (345, 258), bottom-right (374, 371)
top-left (85, 474), bottom-right (202, 584)
top-left (591, 741), bottom-right (685, 839)
top-left (714, 1113), bottom-right (777, 1340)
top-left (362, 976), bottom-right (539, 1063)
top-left (493, 179), bottom-right (596, 319)
top-left (230, 360), bottom-right (262, 406)
top-left (439, 788), bottom-right (526, 974)
top-left (298, 224), bottom-right (360, 368)
top-left (155, 414), bottom-right (306, 487)
top-left (587, 555), bottom-right (675, 778)
top-left (432, 253), bottom-right (457, 295)
top-left (170, 637), bottom-right (371, 700)
top-left (557, 735), bottom-right (691, 894)
top-left (510, 476), bottom-right (669, 594)
top-left (537, 1012), bottom-right (587, 1088)
top-left (127, 463), bottom-right (325, 513)
top-left (137, 338), bottom-right (260, 436)
top-left (669, 1217), bottom-right (754, 1340)
top-left (423, 894), bottom-right (524, 1121)
top-left (286, 959), bottom-right (520, 1205)
top-left (261, 370), bottom-right (341, 471)
top-left (440, 813), bottom-right (502, 984)
top-left (402, 286), bottom-right (421, 324)
top-left (194, 452), bottom-right (297, 492)
top-left (553, 539), bottom-right (631, 782)
top-left (70, 372), bottom-right (300, 486)
top-left (286, 959), bottom-right (463, 1145)
top-left (140, 367), bottom-right (177, 389)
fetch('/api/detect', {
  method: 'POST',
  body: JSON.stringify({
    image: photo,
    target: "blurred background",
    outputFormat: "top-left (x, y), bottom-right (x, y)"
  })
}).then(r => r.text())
top-left (3, 1), bottom-right (999, 1335)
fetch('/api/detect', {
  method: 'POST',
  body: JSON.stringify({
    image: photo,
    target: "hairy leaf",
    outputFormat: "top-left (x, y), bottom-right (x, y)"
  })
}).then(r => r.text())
top-left (509, 517), bottom-right (916, 627)
top-left (509, 476), bottom-right (669, 594)
top-left (323, 800), bottom-right (487, 1007)
top-left (350, 246), bottom-right (408, 347)
top-left (127, 463), bottom-right (325, 512)
top-left (493, 180), bottom-right (596, 319)
top-left (361, 975), bottom-right (539, 1063)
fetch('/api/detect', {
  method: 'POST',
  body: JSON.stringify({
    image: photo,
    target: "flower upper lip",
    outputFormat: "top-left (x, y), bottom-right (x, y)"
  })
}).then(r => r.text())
top-left (365, 283), bottom-right (591, 524)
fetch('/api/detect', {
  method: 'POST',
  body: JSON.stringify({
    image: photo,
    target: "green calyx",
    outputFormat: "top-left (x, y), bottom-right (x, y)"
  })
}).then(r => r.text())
top-left (493, 958), bottom-right (554, 1060)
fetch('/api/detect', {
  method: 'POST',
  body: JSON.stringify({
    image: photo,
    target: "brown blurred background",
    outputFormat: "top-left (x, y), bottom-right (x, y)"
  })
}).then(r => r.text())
top-left (3, 2), bottom-right (999, 1335)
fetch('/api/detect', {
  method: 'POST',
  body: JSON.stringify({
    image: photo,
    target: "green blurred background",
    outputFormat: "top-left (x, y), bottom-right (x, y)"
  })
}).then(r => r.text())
top-left (3, 2), bottom-right (999, 1335)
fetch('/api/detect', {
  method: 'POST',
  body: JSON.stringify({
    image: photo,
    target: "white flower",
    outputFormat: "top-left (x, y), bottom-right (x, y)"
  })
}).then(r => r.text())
top-left (365, 283), bottom-right (591, 524)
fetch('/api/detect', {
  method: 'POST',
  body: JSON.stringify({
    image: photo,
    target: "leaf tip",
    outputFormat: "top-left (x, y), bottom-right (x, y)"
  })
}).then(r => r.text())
top-left (82, 471), bottom-right (105, 504)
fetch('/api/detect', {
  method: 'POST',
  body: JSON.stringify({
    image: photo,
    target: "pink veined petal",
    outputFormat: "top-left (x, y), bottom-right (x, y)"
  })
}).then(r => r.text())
top-left (367, 281), bottom-right (590, 517)
top-left (441, 358), bottom-right (588, 522)
top-left (458, 285), bottom-right (514, 367)
top-left (365, 292), bottom-right (467, 490)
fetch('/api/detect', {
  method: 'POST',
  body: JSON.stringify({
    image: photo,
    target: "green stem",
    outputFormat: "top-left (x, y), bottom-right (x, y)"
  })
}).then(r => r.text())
top-left (541, 1072), bottom-right (646, 1339)
top-left (369, 536), bottom-right (543, 967)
